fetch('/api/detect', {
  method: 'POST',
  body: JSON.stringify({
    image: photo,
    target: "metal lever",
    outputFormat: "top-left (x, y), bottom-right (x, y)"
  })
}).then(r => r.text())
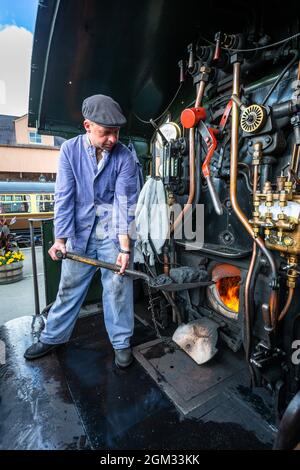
top-left (206, 175), bottom-right (223, 215)
top-left (199, 121), bottom-right (223, 215)
top-left (213, 32), bottom-right (222, 61)
top-left (178, 60), bottom-right (185, 83)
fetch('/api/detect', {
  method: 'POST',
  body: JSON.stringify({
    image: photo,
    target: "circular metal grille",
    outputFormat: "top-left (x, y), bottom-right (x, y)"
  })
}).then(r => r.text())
top-left (240, 104), bottom-right (266, 133)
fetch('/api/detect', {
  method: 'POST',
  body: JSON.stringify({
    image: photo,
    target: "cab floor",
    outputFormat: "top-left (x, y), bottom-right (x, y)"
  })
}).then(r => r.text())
top-left (0, 310), bottom-right (275, 450)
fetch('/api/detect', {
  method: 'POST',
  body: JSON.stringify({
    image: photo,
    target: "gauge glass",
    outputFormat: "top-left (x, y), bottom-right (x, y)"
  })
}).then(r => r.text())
top-left (153, 122), bottom-right (181, 177)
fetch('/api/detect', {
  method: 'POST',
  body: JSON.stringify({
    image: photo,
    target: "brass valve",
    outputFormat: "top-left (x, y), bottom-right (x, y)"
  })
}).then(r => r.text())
top-left (253, 226), bottom-right (260, 238)
top-left (265, 228), bottom-right (271, 237)
top-left (279, 191), bottom-right (288, 207)
top-left (277, 176), bottom-right (287, 192)
top-left (283, 236), bottom-right (294, 247)
top-left (287, 258), bottom-right (298, 288)
top-left (263, 181), bottom-right (272, 194)
top-left (252, 142), bottom-right (262, 165)
top-left (284, 181), bottom-right (293, 192)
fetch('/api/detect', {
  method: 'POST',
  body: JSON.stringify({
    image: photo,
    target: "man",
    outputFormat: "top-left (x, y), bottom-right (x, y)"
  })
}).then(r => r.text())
top-left (24, 94), bottom-right (141, 368)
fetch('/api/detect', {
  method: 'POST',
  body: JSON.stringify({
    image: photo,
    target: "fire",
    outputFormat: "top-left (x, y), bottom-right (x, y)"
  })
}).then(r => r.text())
top-left (216, 276), bottom-right (240, 313)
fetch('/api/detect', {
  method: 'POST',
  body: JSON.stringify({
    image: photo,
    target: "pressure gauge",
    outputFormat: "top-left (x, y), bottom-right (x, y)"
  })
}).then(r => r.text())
top-left (155, 122), bottom-right (181, 146)
top-left (153, 122), bottom-right (181, 177)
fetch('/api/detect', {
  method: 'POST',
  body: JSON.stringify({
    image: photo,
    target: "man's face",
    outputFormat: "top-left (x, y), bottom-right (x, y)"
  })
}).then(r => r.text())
top-left (84, 120), bottom-right (119, 151)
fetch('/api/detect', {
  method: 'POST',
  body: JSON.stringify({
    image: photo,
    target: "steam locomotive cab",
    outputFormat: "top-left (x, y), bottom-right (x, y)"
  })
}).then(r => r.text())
top-left (1, 0), bottom-right (300, 452)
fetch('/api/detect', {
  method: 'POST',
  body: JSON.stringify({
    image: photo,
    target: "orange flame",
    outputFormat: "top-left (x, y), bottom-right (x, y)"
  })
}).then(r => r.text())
top-left (216, 276), bottom-right (240, 313)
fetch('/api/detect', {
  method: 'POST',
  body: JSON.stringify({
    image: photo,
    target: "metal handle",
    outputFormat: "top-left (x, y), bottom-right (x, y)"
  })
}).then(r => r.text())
top-left (56, 250), bottom-right (149, 281)
top-left (206, 175), bottom-right (223, 215)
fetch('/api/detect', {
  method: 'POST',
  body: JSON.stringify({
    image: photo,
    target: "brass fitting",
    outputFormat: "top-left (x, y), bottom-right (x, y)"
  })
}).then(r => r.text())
top-left (265, 212), bottom-right (274, 224)
top-left (275, 219), bottom-right (295, 231)
top-left (265, 228), bottom-right (271, 237)
top-left (279, 191), bottom-right (288, 207)
top-left (287, 267), bottom-right (298, 288)
top-left (284, 181), bottom-right (293, 193)
top-left (263, 181), bottom-right (272, 194)
top-left (288, 254), bottom-right (298, 265)
top-left (252, 142), bottom-right (262, 165)
top-left (199, 66), bottom-right (211, 82)
top-left (277, 176), bottom-right (287, 192)
top-left (283, 236), bottom-right (294, 247)
top-left (277, 229), bottom-right (284, 242)
top-left (253, 197), bottom-right (260, 208)
top-left (253, 226), bottom-right (260, 238)
top-left (200, 65), bottom-right (211, 73)
top-left (167, 191), bottom-right (176, 206)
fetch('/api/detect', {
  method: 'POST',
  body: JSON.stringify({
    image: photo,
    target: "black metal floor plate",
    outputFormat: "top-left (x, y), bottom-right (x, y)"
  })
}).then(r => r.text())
top-left (133, 338), bottom-right (247, 414)
top-left (0, 311), bottom-right (276, 450)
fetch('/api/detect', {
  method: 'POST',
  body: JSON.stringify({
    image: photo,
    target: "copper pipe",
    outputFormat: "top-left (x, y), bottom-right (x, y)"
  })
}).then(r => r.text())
top-left (294, 146), bottom-right (300, 176)
top-left (171, 80), bottom-right (206, 233)
top-left (244, 164), bottom-right (259, 362)
top-left (278, 287), bottom-right (294, 322)
top-left (291, 144), bottom-right (298, 172)
top-left (163, 253), bottom-right (170, 275)
top-left (252, 164), bottom-right (259, 196)
top-left (230, 61), bottom-right (279, 329)
top-left (288, 79), bottom-right (300, 179)
top-left (244, 243), bottom-right (257, 362)
top-left (288, 145), bottom-right (300, 182)
top-left (230, 62), bottom-right (258, 239)
top-left (195, 80), bottom-right (206, 108)
top-left (287, 168), bottom-right (300, 185)
top-left (278, 259), bottom-right (298, 322)
top-left (269, 289), bottom-right (280, 328)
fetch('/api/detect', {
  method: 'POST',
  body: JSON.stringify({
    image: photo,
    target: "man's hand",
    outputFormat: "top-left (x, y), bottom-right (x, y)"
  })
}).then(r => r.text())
top-left (48, 238), bottom-right (66, 261)
top-left (116, 252), bottom-right (130, 275)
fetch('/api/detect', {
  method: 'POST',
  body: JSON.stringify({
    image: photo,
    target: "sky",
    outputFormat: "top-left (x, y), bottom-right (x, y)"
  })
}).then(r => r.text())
top-left (0, 0), bottom-right (39, 116)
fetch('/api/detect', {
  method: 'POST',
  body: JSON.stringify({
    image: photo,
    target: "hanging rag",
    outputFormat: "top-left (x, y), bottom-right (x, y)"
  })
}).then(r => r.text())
top-left (134, 177), bottom-right (169, 265)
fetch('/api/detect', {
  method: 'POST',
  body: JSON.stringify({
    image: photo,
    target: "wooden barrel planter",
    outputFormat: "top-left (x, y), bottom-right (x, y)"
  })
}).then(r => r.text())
top-left (0, 261), bottom-right (23, 284)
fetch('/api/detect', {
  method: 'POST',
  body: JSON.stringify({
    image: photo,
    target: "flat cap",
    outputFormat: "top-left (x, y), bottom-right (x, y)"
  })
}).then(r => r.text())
top-left (82, 94), bottom-right (127, 127)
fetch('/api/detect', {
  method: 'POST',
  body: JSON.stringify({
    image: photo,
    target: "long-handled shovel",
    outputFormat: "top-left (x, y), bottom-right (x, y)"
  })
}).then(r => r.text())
top-left (56, 251), bottom-right (214, 292)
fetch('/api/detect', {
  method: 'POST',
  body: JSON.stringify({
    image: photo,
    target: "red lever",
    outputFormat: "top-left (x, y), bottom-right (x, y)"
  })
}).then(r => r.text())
top-left (213, 32), bottom-right (223, 61)
top-left (181, 107), bottom-right (207, 128)
top-left (201, 100), bottom-right (232, 177)
top-left (201, 127), bottom-right (218, 178)
top-left (219, 99), bottom-right (232, 131)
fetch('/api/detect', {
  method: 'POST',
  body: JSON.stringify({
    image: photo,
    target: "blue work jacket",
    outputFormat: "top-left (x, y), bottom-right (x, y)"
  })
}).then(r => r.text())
top-left (54, 134), bottom-right (142, 253)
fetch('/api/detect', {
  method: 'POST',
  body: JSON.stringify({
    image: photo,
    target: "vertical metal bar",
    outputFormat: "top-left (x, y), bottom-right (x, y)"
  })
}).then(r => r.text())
top-left (29, 219), bottom-right (40, 316)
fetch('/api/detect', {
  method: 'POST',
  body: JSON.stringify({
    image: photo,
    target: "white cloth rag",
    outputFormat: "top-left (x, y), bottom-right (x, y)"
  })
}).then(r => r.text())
top-left (134, 178), bottom-right (169, 265)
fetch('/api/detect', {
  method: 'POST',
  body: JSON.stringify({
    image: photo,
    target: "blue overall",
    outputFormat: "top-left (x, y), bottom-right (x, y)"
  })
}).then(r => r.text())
top-left (40, 217), bottom-right (134, 349)
top-left (40, 134), bottom-right (141, 349)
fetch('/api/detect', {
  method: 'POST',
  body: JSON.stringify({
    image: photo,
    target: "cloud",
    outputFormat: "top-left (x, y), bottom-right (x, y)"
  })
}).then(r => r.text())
top-left (0, 25), bottom-right (33, 116)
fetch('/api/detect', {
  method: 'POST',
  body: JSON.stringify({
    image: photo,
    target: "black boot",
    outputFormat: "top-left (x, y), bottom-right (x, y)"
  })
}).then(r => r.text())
top-left (24, 341), bottom-right (61, 360)
top-left (114, 347), bottom-right (133, 368)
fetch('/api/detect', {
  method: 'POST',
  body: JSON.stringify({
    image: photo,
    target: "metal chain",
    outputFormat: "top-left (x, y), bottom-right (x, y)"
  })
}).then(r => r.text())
top-left (146, 279), bottom-right (163, 340)
top-left (143, 256), bottom-right (179, 349)
top-left (145, 277), bottom-right (179, 351)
